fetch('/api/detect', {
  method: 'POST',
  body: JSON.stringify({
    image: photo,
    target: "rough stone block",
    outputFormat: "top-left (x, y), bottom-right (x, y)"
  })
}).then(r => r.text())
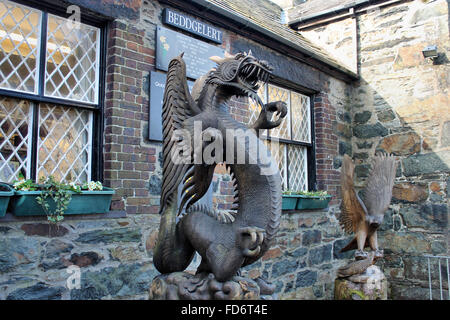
top-left (75, 227), bottom-right (142, 244)
top-left (400, 203), bottom-right (448, 232)
top-left (377, 109), bottom-right (396, 122)
top-left (295, 270), bottom-right (317, 288)
top-left (376, 132), bottom-right (421, 156)
top-left (354, 111), bottom-right (372, 124)
top-left (308, 244), bottom-right (332, 265)
top-left (6, 282), bottom-right (65, 300)
top-left (0, 238), bottom-right (40, 273)
top-left (334, 265), bottom-right (387, 300)
top-left (353, 122), bottom-right (388, 139)
top-left (302, 230), bottom-right (322, 246)
top-left (392, 182), bottom-right (428, 203)
top-left (402, 151), bottom-right (450, 176)
top-left (71, 263), bottom-right (156, 300)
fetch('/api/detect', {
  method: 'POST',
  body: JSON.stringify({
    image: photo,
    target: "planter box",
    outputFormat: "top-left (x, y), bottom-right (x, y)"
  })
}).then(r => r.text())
top-left (9, 187), bottom-right (115, 217)
top-left (296, 195), bottom-right (332, 210)
top-left (0, 183), bottom-right (14, 217)
top-left (282, 195), bottom-right (301, 210)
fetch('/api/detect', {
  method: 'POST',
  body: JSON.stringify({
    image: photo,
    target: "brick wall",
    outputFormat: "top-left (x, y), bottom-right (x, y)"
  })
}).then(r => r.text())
top-left (104, 20), bottom-right (159, 214)
top-left (313, 92), bottom-right (340, 206)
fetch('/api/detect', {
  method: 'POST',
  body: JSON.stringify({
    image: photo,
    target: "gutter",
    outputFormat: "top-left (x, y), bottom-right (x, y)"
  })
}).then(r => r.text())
top-left (171, 0), bottom-right (359, 80)
top-left (288, 0), bottom-right (377, 27)
top-left (288, 0), bottom-right (408, 28)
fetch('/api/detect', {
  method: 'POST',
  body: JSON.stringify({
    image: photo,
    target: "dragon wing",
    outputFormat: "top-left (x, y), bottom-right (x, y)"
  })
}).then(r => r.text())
top-left (361, 153), bottom-right (397, 216)
top-left (338, 154), bottom-right (368, 233)
top-left (159, 54), bottom-right (201, 215)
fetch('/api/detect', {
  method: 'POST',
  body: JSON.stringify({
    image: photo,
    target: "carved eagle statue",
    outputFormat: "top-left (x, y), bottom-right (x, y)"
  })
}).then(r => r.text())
top-left (338, 153), bottom-right (397, 260)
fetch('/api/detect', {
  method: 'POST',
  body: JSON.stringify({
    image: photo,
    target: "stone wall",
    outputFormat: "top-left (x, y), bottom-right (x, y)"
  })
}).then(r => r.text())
top-left (299, 0), bottom-right (449, 299)
top-left (356, 0), bottom-right (449, 300)
top-left (0, 0), bottom-right (354, 300)
top-left (243, 209), bottom-right (351, 299)
top-left (0, 215), bottom-right (160, 300)
top-left (301, 16), bottom-right (357, 74)
top-left (0, 208), bottom-right (354, 300)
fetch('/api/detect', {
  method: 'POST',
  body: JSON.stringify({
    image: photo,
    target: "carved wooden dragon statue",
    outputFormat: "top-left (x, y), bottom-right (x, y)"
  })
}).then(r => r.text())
top-left (153, 51), bottom-right (287, 282)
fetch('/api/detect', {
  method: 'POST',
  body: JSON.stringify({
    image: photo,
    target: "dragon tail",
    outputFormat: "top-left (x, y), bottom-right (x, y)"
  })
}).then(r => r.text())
top-left (153, 189), bottom-right (195, 274)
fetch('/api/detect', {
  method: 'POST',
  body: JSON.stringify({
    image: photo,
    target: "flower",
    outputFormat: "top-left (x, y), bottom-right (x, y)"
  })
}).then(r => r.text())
top-left (69, 181), bottom-right (81, 192)
top-left (95, 181), bottom-right (103, 190)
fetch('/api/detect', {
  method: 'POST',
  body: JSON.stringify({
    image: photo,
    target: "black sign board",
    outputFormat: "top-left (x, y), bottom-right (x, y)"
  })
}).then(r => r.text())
top-left (148, 71), bottom-right (194, 142)
top-left (162, 8), bottom-right (223, 44)
top-left (156, 26), bottom-right (224, 80)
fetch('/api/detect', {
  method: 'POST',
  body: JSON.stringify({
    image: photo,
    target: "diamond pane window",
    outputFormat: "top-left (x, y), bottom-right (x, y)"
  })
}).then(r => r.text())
top-left (264, 140), bottom-right (287, 190)
top-left (268, 84), bottom-right (290, 140)
top-left (0, 0), bottom-right (41, 93)
top-left (248, 84), bottom-right (267, 136)
top-left (0, 97), bottom-right (32, 182)
top-left (37, 104), bottom-right (92, 183)
top-left (254, 83), bottom-right (313, 191)
top-left (45, 14), bottom-right (100, 103)
top-left (0, 4), bottom-right (102, 187)
top-left (288, 144), bottom-right (308, 192)
top-left (291, 92), bottom-right (311, 143)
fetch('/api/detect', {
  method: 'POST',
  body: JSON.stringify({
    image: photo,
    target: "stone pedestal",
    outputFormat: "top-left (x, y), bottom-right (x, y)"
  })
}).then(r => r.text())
top-left (334, 265), bottom-right (388, 300)
top-left (149, 272), bottom-right (261, 300)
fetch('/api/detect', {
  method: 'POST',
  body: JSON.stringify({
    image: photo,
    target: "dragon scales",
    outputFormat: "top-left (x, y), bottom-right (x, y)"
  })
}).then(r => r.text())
top-left (152, 51), bottom-right (288, 289)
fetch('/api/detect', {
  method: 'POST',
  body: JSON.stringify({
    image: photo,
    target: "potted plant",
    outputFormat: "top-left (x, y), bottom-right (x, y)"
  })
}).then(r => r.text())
top-left (0, 182), bottom-right (14, 217)
top-left (294, 190), bottom-right (332, 210)
top-left (9, 176), bottom-right (115, 222)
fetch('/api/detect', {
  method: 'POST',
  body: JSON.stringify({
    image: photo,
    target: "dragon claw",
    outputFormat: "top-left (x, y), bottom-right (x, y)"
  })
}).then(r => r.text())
top-left (238, 226), bottom-right (265, 258)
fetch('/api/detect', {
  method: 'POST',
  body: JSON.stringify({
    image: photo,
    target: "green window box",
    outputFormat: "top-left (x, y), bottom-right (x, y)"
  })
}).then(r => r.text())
top-left (0, 183), bottom-right (14, 217)
top-left (9, 187), bottom-right (115, 217)
top-left (295, 195), bottom-right (332, 210)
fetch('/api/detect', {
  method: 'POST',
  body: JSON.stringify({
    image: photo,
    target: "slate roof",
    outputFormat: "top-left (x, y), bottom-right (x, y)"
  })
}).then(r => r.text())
top-left (200, 0), bottom-right (356, 77)
top-left (286, 0), bottom-right (387, 25)
top-left (287, 0), bottom-right (360, 22)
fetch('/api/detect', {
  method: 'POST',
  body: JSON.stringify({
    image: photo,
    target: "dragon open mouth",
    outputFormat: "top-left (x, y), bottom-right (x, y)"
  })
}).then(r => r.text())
top-left (238, 61), bottom-right (272, 92)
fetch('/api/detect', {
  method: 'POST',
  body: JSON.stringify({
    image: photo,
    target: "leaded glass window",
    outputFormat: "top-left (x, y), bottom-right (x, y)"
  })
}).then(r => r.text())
top-left (37, 104), bottom-right (92, 183)
top-left (0, 0), bottom-right (103, 184)
top-left (252, 83), bottom-right (313, 192)
top-left (0, 97), bottom-right (31, 181)
top-left (45, 14), bottom-right (100, 103)
top-left (0, 1), bottom-right (41, 93)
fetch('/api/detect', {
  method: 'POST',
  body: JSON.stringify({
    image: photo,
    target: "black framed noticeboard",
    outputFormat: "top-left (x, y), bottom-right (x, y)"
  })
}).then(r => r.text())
top-left (155, 26), bottom-right (224, 80)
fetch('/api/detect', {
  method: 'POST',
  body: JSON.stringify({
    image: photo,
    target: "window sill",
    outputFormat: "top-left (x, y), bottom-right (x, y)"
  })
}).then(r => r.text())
top-left (0, 210), bottom-right (127, 223)
top-left (282, 208), bottom-right (329, 214)
top-left (282, 194), bottom-right (331, 211)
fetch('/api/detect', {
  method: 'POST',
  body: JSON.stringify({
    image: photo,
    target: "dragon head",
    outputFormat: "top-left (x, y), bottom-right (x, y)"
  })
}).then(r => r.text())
top-left (207, 51), bottom-right (272, 106)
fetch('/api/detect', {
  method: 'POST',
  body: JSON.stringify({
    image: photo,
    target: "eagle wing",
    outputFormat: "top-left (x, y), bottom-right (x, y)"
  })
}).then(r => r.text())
top-left (159, 54), bottom-right (202, 215)
top-left (339, 154), bottom-right (368, 233)
top-left (361, 153), bottom-right (397, 216)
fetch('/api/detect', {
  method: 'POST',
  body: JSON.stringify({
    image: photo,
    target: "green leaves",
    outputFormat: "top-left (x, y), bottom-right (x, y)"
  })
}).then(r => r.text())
top-left (13, 179), bottom-right (38, 191)
top-left (37, 176), bottom-right (73, 224)
top-left (282, 189), bottom-right (329, 200)
top-left (12, 176), bottom-right (104, 224)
